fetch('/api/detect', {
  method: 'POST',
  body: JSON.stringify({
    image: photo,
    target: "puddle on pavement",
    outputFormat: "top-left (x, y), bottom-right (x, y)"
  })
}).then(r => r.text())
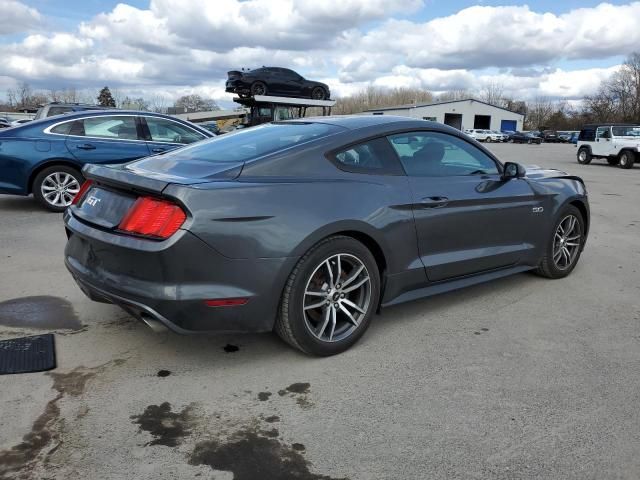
top-left (190, 426), bottom-right (347, 480)
top-left (131, 402), bottom-right (197, 447)
top-left (0, 296), bottom-right (81, 330)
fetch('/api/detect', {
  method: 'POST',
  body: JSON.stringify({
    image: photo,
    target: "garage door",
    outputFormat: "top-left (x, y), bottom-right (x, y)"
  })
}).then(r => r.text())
top-left (501, 120), bottom-right (517, 132)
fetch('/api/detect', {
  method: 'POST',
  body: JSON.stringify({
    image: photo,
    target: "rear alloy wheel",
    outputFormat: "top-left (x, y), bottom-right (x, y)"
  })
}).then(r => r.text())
top-left (311, 87), bottom-right (326, 100)
top-left (250, 81), bottom-right (267, 96)
top-left (485, 137), bottom-right (492, 143)
top-left (577, 147), bottom-right (592, 165)
top-left (33, 165), bottom-right (83, 212)
top-left (619, 150), bottom-right (635, 169)
top-left (275, 236), bottom-right (380, 356)
top-left (535, 205), bottom-right (585, 279)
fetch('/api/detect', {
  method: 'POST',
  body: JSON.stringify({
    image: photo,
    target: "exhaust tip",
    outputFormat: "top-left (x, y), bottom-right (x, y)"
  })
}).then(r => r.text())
top-left (140, 313), bottom-right (169, 333)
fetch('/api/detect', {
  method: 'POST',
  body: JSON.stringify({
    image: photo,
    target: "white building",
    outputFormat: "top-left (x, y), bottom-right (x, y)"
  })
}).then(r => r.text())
top-left (363, 98), bottom-right (524, 132)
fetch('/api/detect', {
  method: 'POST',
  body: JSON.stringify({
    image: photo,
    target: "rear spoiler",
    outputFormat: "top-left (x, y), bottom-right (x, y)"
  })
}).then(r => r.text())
top-left (82, 164), bottom-right (169, 195)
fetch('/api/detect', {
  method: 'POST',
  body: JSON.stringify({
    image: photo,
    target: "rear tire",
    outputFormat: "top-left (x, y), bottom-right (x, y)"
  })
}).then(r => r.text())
top-left (250, 81), bottom-right (267, 96)
top-left (33, 165), bottom-right (84, 212)
top-left (275, 236), bottom-right (380, 356)
top-left (485, 137), bottom-right (491, 143)
top-left (535, 205), bottom-right (585, 279)
top-left (577, 147), bottom-right (592, 165)
top-left (619, 150), bottom-right (635, 169)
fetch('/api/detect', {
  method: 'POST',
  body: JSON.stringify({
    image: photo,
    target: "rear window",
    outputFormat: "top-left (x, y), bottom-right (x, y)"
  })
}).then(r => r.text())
top-left (579, 129), bottom-right (596, 141)
top-left (149, 122), bottom-right (344, 163)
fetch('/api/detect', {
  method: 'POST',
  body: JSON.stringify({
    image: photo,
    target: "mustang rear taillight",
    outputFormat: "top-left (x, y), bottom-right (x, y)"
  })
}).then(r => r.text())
top-left (118, 197), bottom-right (186, 239)
top-left (72, 180), bottom-right (94, 205)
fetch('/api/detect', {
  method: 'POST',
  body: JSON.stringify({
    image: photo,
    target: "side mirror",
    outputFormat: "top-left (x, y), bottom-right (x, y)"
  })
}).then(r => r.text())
top-left (502, 162), bottom-right (526, 180)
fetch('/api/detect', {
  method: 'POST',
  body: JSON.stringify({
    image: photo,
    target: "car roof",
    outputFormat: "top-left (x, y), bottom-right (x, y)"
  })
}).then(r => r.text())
top-left (283, 115), bottom-right (428, 130)
top-left (581, 123), bottom-right (640, 128)
top-left (1, 109), bottom-right (211, 135)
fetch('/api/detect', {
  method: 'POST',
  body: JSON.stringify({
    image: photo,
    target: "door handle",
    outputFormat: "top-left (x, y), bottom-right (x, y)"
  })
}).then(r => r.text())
top-left (151, 147), bottom-right (167, 153)
top-left (420, 196), bottom-right (449, 208)
top-left (76, 144), bottom-right (96, 150)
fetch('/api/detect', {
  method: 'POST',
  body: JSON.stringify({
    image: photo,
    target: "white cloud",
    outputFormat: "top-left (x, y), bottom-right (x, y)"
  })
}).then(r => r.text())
top-left (0, 0), bottom-right (41, 34)
top-left (340, 3), bottom-right (640, 75)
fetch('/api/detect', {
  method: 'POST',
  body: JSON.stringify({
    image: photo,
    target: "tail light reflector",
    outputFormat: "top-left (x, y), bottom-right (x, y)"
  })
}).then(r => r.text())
top-left (72, 179), bottom-right (94, 205)
top-left (205, 298), bottom-right (249, 307)
top-left (118, 197), bottom-right (186, 239)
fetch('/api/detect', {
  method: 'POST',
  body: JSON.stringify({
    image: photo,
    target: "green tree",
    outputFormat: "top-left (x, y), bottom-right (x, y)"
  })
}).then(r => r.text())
top-left (97, 86), bottom-right (116, 107)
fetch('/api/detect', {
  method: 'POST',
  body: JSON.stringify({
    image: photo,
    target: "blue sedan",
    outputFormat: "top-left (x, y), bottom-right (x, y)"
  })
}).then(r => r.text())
top-left (0, 110), bottom-right (213, 211)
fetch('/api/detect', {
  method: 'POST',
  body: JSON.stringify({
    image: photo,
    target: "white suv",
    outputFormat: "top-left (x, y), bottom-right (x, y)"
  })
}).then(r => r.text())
top-left (576, 124), bottom-right (640, 169)
top-left (464, 129), bottom-right (502, 143)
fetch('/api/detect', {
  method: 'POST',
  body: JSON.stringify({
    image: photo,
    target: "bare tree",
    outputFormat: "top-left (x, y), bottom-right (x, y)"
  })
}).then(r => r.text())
top-left (174, 94), bottom-right (219, 112)
top-left (479, 82), bottom-right (505, 107)
top-left (333, 86), bottom-right (433, 115)
top-left (583, 51), bottom-right (640, 123)
top-left (149, 95), bottom-right (169, 113)
top-left (525, 96), bottom-right (555, 130)
top-left (436, 90), bottom-right (471, 102)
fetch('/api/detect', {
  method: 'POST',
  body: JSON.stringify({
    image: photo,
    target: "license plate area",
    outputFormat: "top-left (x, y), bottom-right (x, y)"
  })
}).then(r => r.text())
top-left (74, 186), bottom-right (136, 229)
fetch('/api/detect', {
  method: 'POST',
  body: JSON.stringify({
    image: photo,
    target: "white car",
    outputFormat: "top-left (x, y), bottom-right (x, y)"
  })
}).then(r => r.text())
top-left (464, 129), bottom-right (502, 143)
top-left (491, 130), bottom-right (508, 142)
top-left (11, 119), bottom-right (32, 126)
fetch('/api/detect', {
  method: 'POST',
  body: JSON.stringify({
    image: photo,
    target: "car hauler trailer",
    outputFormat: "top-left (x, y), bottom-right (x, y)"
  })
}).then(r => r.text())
top-left (233, 95), bottom-right (336, 127)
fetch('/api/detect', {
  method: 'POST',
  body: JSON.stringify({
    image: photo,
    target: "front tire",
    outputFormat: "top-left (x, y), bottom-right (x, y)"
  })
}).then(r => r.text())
top-left (32, 165), bottom-right (83, 212)
top-left (275, 236), bottom-right (380, 356)
top-left (311, 87), bottom-right (327, 100)
top-left (535, 205), bottom-right (585, 279)
top-left (577, 147), bottom-right (592, 165)
top-left (619, 150), bottom-right (635, 169)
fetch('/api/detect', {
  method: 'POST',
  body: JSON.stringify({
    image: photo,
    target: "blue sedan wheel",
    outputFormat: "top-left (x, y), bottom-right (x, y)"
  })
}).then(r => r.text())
top-left (33, 165), bottom-right (83, 212)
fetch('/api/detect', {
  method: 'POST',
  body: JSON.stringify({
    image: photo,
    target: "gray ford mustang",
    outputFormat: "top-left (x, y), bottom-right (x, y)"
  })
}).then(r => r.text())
top-left (64, 116), bottom-right (589, 356)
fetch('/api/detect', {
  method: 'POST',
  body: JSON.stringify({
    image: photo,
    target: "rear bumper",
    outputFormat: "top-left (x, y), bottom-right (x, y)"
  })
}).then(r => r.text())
top-left (64, 210), bottom-right (298, 334)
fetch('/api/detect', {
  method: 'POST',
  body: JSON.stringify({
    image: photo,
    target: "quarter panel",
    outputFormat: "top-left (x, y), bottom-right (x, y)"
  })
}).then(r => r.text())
top-left (0, 137), bottom-right (73, 194)
top-left (167, 174), bottom-right (419, 277)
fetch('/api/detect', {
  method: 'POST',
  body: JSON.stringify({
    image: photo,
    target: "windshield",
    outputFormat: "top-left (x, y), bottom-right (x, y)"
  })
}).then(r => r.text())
top-left (135, 122), bottom-right (344, 164)
top-left (612, 125), bottom-right (640, 137)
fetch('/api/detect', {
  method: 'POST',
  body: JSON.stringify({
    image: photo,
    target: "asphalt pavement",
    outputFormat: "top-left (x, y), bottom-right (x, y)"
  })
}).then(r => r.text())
top-left (0, 142), bottom-right (639, 479)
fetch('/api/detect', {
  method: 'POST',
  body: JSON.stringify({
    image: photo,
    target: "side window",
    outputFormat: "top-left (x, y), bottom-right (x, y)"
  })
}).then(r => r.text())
top-left (49, 121), bottom-right (74, 135)
top-left (145, 117), bottom-right (205, 145)
top-left (388, 131), bottom-right (499, 177)
top-left (596, 126), bottom-right (610, 139)
top-left (332, 137), bottom-right (403, 175)
top-left (76, 116), bottom-right (139, 140)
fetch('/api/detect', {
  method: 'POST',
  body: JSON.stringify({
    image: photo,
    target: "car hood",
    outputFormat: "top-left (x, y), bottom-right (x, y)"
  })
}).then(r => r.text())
top-left (524, 164), bottom-right (583, 183)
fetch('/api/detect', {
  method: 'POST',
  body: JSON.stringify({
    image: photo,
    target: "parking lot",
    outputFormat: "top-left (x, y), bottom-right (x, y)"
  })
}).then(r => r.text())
top-left (1, 142), bottom-right (639, 479)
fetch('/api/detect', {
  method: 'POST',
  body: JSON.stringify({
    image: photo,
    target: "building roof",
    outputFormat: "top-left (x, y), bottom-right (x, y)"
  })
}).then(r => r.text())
top-left (364, 98), bottom-right (524, 117)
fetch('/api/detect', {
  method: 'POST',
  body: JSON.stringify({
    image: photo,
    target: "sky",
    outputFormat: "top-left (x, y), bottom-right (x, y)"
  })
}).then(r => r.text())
top-left (1, 0), bottom-right (639, 106)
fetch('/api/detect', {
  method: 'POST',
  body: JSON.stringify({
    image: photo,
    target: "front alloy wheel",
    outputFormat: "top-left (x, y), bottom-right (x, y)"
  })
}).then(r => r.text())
top-left (275, 236), bottom-right (380, 356)
top-left (619, 151), bottom-right (635, 169)
top-left (552, 215), bottom-right (582, 271)
top-left (535, 205), bottom-right (585, 279)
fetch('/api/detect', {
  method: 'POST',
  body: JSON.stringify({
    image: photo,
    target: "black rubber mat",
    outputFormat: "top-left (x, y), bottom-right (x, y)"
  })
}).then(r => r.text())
top-left (0, 334), bottom-right (56, 374)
